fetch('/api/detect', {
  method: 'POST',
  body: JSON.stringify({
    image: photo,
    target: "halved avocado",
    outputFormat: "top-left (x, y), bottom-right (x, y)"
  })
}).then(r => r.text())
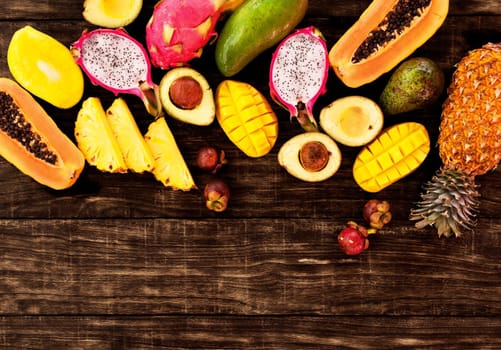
top-left (159, 67), bottom-right (215, 126)
top-left (320, 96), bottom-right (383, 147)
top-left (83, 0), bottom-right (143, 28)
top-left (278, 132), bottom-right (342, 182)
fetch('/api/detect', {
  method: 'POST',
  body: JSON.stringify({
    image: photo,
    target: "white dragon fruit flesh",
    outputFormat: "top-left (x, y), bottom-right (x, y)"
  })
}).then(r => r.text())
top-left (71, 28), bottom-right (163, 118)
top-left (146, 0), bottom-right (238, 69)
top-left (269, 26), bottom-right (329, 132)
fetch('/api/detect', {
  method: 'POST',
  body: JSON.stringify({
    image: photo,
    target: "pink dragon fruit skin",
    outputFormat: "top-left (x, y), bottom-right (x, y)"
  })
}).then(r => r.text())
top-left (71, 28), bottom-right (163, 118)
top-left (146, 0), bottom-right (226, 69)
top-left (269, 26), bottom-right (330, 132)
top-left (145, 0), bottom-right (243, 69)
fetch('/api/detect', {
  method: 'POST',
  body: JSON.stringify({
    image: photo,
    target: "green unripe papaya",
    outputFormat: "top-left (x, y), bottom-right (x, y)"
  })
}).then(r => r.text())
top-left (215, 0), bottom-right (308, 77)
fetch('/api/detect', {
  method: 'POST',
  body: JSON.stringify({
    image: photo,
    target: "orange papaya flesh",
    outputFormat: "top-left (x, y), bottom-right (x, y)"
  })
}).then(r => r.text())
top-left (329, 0), bottom-right (449, 88)
top-left (0, 78), bottom-right (85, 189)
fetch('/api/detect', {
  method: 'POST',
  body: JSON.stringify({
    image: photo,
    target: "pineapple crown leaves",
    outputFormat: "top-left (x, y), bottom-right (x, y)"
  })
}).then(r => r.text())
top-left (409, 168), bottom-right (480, 237)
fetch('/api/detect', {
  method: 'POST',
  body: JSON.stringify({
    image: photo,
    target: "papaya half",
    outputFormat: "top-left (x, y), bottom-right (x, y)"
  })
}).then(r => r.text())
top-left (0, 78), bottom-right (85, 190)
top-left (329, 0), bottom-right (449, 88)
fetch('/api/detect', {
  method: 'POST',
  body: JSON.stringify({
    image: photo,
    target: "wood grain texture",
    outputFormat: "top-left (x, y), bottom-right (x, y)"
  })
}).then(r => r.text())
top-left (0, 0), bottom-right (500, 348)
top-left (1, 316), bottom-right (500, 349)
top-left (1, 219), bottom-right (500, 316)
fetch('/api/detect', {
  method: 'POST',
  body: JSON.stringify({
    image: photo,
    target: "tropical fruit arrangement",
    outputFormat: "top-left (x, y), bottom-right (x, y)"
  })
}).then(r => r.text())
top-left (0, 0), bottom-right (499, 251)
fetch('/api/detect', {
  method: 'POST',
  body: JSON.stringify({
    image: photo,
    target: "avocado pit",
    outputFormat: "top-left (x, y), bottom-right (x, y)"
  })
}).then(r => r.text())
top-left (278, 132), bottom-right (341, 182)
top-left (299, 141), bottom-right (329, 172)
top-left (159, 67), bottom-right (216, 126)
top-left (169, 76), bottom-right (203, 110)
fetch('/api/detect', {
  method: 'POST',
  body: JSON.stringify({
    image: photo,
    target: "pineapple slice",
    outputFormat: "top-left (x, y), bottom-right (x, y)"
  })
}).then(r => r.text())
top-left (106, 98), bottom-right (155, 173)
top-left (144, 117), bottom-right (196, 191)
top-left (75, 97), bottom-right (127, 173)
top-left (353, 122), bottom-right (430, 192)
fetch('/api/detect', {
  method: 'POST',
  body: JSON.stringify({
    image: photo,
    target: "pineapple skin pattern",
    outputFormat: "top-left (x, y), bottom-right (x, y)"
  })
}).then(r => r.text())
top-left (410, 42), bottom-right (501, 238)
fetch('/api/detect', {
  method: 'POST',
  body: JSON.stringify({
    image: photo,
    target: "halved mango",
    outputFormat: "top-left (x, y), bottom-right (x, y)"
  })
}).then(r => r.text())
top-left (353, 122), bottom-right (430, 192)
top-left (8, 25), bottom-right (84, 109)
top-left (216, 80), bottom-right (278, 158)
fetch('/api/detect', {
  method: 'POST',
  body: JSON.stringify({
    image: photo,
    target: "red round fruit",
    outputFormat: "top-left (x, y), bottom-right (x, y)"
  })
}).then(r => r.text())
top-left (337, 223), bottom-right (370, 255)
top-left (204, 178), bottom-right (230, 212)
top-left (363, 199), bottom-right (392, 229)
top-left (196, 146), bottom-right (226, 173)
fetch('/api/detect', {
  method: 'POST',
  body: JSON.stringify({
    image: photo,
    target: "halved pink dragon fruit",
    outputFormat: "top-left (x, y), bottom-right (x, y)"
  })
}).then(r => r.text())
top-left (146, 0), bottom-right (243, 69)
top-left (269, 26), bottom-right (330, 132)
top-left (71, 28), bottom-right (163, 118)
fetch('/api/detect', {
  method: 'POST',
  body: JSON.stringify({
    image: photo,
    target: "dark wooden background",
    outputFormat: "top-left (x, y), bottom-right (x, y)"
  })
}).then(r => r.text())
top-left (0, 0), bottom-right (500, 348)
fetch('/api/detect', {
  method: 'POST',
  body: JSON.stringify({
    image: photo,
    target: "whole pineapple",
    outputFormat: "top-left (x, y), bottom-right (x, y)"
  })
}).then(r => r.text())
top-left (410, 42), bottom-right (501, 237)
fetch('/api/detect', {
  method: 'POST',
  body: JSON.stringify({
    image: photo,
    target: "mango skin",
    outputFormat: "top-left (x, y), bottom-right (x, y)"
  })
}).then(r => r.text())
top-left (215, 0), bottom-right (308, 77)
top-left (379, 57), bottom-right (445, 115)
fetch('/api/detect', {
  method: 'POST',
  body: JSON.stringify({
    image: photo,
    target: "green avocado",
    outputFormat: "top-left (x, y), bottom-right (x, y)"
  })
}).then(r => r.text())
top-left (379, 57), bottom-right (445, 115)
top-left (215, 0), bottom-right (308, 77)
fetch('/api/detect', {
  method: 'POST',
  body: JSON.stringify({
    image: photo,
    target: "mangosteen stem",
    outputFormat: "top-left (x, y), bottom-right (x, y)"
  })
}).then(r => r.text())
top-left (140, 81), bottom-right (164, 119)
top-left (296, 102), bottom-right (318, 132)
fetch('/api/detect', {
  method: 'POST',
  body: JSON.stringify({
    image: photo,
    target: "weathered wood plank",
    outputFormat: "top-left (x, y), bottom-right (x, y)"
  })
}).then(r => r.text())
top-left (1, 316), bottom-right (500, 349)
top-left (1, 219), bottom-right (499, 316)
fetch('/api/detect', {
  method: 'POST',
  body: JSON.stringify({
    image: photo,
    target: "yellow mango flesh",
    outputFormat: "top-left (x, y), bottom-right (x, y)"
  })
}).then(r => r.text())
top-left (7, 26), bottom-right (84, 109)
top-left (353, 122), bottom-right (430, 192)
top-left (216, 80), bottom-right (278, 158)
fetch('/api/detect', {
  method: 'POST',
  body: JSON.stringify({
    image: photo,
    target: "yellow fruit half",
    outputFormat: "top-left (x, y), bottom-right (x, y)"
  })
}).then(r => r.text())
top-left (83, 0), bottom-right (143, 28)
top-left (75, 97), bottom-right (127, 173)
top-left (278, 132), bottom-right (342, 182)
top-left (106, 98), bottom-right (155, 173)
top-left (353, 122), bottom-right (430, 192)
top-left (144, 117), bottom-right (196, 191)
top-left (7, 25), bottom-right (84, 109)
top-left (320, 95), bottom-right (384, 147)
top-left (216, 80), bottom-right (278, 158)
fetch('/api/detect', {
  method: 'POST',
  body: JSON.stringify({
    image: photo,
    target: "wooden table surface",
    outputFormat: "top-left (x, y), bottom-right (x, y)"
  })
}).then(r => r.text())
top-left (1, 0), bottom-right (500, 349)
